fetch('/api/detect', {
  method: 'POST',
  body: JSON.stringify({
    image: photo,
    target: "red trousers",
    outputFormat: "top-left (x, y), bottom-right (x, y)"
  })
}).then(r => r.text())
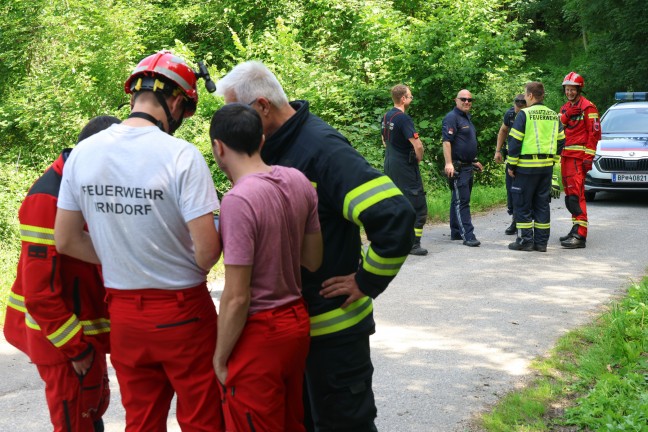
top-left (220, 299), bottom-right (310, 432)
top-left (106, 284), bottom-right (224, 432)
top-left (36, 352), bottom-right (109, 432)
top-left (561, 156), bottom-right (589, 238)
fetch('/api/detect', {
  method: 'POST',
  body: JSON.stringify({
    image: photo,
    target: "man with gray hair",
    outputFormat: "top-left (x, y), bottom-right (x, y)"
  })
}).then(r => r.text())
top-left (217, 61), bottom-right (415, 432)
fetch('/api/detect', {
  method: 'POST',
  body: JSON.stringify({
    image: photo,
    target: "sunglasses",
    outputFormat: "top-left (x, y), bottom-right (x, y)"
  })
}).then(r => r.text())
top-left (458, 97), bottom-right (473, 103)
top-left (514, 99), bottom-right (526, 104)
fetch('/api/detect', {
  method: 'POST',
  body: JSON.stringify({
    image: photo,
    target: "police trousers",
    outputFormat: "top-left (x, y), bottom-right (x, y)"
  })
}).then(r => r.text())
top-left (448, 165), bottom-right (476, 241)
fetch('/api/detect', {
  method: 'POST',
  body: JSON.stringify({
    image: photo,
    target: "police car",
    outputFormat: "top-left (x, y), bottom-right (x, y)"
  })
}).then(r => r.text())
top-left (584, 92), bottom-right (648, 201)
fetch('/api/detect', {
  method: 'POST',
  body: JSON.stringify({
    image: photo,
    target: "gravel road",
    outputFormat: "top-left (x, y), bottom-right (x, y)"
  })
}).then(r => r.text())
top-left (1, 191), bottom-right (647, 431)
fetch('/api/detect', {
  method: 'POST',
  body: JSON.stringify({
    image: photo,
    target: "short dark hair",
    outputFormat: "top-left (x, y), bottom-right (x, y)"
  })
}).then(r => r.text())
top-left (391, 84), bottom-right (409, 103)
top-left (209, 104), bottom-right (263, 156)
top-left (77, 115), bottom-right (121, 143)
top-left (525, 82), bottom-right (545, 101)
top-left (514, 94), bottom-right (526, 105)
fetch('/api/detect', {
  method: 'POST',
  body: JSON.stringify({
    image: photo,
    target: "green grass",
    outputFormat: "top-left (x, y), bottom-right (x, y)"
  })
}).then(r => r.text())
top-left (480, 279), bottom-right (648, 432)
top-left (426, 182), bottom-right (508, 223)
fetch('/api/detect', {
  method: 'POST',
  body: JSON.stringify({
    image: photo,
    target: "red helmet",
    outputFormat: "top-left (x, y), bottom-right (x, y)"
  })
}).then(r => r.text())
top-left (562, 71), bottom-right (584, 88)
top-left (124, 51), bottom-right (198, 117)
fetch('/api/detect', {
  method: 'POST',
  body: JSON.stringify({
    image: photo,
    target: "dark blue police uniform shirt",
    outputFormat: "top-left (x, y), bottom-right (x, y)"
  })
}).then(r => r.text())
top-left (503, 106), bottom-right (516, 128)
top-left (382, 107), bottom-right (416, 154)
top-left (442, 107), bottom-right (478, 162)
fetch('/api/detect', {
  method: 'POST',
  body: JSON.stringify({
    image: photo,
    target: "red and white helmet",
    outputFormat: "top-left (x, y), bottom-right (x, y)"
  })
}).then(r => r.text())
top-left (124, 51), bottom-right (198, 117)
top-left (562, 71), bottom-right (584, 88)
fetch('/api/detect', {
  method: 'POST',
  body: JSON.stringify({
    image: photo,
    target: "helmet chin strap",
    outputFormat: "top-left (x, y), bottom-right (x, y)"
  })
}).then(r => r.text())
top-left (129, 92), bottom-right (183, 135)
top-left (128, 112), bottom-right (165, 131)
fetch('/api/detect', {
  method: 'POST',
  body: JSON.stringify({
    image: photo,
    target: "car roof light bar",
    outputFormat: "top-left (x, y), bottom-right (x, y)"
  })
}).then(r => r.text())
top-left (615, 92), bottom-right (648, 101)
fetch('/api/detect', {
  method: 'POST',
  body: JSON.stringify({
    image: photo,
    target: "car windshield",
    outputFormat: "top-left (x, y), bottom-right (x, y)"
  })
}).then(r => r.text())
top-left (602, 108), bottom-right (648, 134)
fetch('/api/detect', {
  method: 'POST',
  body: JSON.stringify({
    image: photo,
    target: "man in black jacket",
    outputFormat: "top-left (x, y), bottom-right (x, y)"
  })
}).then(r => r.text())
top-left (382, 84), bottom-right (428, 255)
top-left (217, 61), bottom-right (415, 432)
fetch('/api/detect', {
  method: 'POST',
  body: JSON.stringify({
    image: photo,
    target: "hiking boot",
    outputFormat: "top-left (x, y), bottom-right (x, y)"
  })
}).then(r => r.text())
top-left (463, 239), bottom-right (481, 247)
top-left (508, 240), bottom-right (534, 251)
top-left (534, 244), bottom-right (547, 252)
top-left (559, 226), bottom-right (578, 242)
top-left (561, 234), bottom-right (586, 249)
top-left (504, 219), bottom-right (516, 235)
top-left (410, 243), bottom-right (428, 256)
top-left (559, 233), bottom-right (573, 242)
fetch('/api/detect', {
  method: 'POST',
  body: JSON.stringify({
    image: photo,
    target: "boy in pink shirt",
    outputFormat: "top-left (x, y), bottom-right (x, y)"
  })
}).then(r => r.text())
top-left (210, 103), bottom-right (323, 431)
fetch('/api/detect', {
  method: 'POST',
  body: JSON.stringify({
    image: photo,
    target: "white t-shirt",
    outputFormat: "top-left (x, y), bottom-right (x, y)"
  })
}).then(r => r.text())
top-left (58, 124), bottom-right (220, 289)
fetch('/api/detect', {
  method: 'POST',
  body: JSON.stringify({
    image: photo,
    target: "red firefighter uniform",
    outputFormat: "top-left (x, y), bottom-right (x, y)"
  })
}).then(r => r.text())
top-left (559, 95), bottom-right (601, 239)
top-left (3, 149), bottom-right (111, 432)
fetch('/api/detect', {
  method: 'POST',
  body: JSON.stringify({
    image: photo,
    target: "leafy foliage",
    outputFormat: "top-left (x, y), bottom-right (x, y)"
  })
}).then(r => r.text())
top-left (2, 0), bottom-right (646, 313)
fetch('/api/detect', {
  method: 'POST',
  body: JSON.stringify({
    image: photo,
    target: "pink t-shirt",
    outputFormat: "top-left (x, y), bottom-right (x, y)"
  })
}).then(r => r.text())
top-left (220, 166), bottom-right (320, 314)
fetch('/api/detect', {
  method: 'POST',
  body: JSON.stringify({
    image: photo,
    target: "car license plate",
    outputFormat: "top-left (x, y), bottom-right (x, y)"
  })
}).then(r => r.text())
top-left (612, 173), bottom-right (648, 182)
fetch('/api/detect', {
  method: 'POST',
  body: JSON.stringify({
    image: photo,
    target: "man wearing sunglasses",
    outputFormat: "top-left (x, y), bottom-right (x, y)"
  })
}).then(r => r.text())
top-left (495, 94), bottom-right (527, 235)
top-left (442, 89), bottom-right (483, 247)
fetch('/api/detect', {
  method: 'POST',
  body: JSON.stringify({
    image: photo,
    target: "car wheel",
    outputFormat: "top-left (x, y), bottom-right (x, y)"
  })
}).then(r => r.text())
top-left (584, 191), bottom-right (596, 202)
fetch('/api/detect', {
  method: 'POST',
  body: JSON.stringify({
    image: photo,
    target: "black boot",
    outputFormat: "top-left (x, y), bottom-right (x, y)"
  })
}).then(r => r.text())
top-left (505, 217), bottom-right (516, 235)
top-left (508, 238), bottom-right (534, 251)
top-left (559, 225), bottom-right (578, 242)
top-left (410, 241), bottom-right (428, 256)
top-left (561, 234), bottom-right (586, 249)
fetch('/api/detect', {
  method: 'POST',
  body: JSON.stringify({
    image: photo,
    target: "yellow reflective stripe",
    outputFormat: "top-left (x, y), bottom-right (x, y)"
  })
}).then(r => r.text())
top-left (507, 156), bottom-right (519, 166)
top-left (516, 222), bottom-right (534, 229)
top-left (20, 224), bottom-right (55, 245)
top-left (563, 146), bottom-right (595, 156)
top-left (47, 315), bottom-right (82, 348)
top-left (588, 113), bottom-right (599, 119)
top-left (310, 181), bottom-right (317, 189)
top-left (310, 297), bottom-right (373, 337)
top-left (563, 145), bottom-right (587, 151)
top-left (516, 159), bottom-right (555, 168)
top-left (24, 314), bottom-right (110, 337)
top-left (509, 128), bottom-right (524, 141)
top-left (362, 246), bottom-right (406, 277)
top-left (534, 222), bottom-right (550, 229)
top-left (414, 228), bottom-right (423, 238)
top-left (572, 220), bottom-right (588, 227)
top-left (25, 312), bottom-right (41, 330)
top-left (8, 292), bottom-right (26, 313)
top-left (343, 176), bottom-right (402, 225)
top-left (79, 318), bottom-right (111, 335)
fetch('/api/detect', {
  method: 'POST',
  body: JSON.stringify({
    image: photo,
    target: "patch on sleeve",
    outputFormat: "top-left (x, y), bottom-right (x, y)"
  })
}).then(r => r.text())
top-left (413, 132), bottom-right (419, 139)
top-left (27, 245), bottom-right (48, 259)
